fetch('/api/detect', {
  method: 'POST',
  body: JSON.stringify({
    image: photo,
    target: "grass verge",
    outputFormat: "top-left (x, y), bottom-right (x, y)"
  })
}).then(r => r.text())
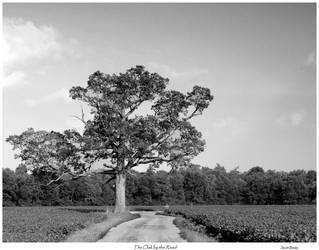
top-left (65, 212), bottom-right (140, 242)
top-left (173, 216), bottom-right (217, 242)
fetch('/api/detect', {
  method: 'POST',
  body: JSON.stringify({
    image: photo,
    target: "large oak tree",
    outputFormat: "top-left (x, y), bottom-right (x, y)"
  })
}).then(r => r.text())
top-left (7, 66), bottom-right (213, 212)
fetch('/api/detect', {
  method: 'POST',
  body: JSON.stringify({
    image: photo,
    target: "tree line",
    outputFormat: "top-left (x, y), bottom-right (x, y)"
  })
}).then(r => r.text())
top-left (3, 164), bottom-right (316, 207)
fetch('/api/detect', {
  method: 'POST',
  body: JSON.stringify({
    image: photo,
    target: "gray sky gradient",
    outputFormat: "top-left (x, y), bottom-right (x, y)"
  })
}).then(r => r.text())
top-left (3, 3), bottom-right (316, 172)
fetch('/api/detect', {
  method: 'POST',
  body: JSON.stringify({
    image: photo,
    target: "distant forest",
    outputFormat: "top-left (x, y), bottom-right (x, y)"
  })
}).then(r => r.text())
top-left (3, 164), bottom-right (316, 206)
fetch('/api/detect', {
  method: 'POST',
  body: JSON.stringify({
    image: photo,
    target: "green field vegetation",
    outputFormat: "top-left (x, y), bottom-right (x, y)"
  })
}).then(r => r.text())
top-left (165, 205), bottom-right (316, 242)
top-left (172, 216), bottom-right (216, 242)
top-left (2, 206), bottom-right (165, 242)
top-left (65, 211), bottom-right (139, 242)
top-left (2, 206), bottom-right (108, 242)
top-left (3, 205), bottom-right (316, 242)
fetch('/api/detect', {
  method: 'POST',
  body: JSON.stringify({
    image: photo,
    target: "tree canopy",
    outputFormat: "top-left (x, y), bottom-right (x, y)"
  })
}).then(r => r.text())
top-left (6, 66), bottom-right (213, 212)
top-left (68, 66), bottom-right (213, 174)
top-left (3, 165), bottom-right (316, 207)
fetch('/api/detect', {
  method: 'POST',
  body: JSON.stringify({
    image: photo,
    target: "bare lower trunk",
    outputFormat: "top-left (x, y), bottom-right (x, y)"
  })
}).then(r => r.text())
top-left (114, 172), bottom-right (126, 213)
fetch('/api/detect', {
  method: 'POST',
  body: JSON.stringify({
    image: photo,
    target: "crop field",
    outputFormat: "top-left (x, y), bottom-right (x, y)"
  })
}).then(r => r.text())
top-left (165, 205), bottom-right (317, 242)
top-left (2, 205), bottom-right (166, 242)
top-left (3, 205), bottom-right (316, 242)
top-left (2, 206), bottom-right (108, 242)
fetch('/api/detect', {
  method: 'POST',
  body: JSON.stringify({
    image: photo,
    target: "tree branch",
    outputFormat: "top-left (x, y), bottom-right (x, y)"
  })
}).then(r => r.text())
top-left (46, 168), bottom-right (116, 186)
top-left (104, 175), bottom-right (116, 185)
top-left (46, 172), bottom-right (73, 185)
top-left (146, 106), bottom-right (200, 153)
top-left (131, 154), bottom-right (187, 168)
top-left (98, 169), bottom-right (117, 175)
top-left (103, 163), bottom-right (117, 170)
top-left (125, 99), bottom-right (144, 118)
top-left (72, 115), bottom-right (86, 125)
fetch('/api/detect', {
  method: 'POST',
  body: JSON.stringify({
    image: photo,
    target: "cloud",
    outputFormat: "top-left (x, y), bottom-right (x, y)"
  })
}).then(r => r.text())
top-left (275, 116), bottom-right (287, 128)
top-left (25, 88), bottom-right (70, 106)
top-left (290, 112), bottom-right (306, 126)
top-left (147, 61), bottom-right (208, 81)
top-left (211, 119), bottom-right (231, 129)
top-left (275, 111), bottom-right (306, 127)
top-left (3, 71), bottom-right (27, 88)
top-left (3, 17), bottom-right (62, 68)
top-left (3, 17), bottom-right (80, 88)
top-left (304, 51), bottom-right (316, 68)
top-left (210, 117), bottom-right (247, 143)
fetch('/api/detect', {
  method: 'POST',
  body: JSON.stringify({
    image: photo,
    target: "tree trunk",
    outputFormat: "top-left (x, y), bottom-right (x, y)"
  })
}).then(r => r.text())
top-left (114, 172), bottom-right (126, 213)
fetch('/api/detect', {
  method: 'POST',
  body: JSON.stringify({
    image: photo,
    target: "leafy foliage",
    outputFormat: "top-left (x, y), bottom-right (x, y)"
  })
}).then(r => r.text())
top-left (68, 66), bottom-right (213, 172)
top-left (6, 129), bottom-right (86, 181)
top-left (2, 207), bottom-right (106, 242)
top-left (165, 205), bottom-right (316, 242)
top-left (6, 66), bottom-right (213, 211)
top-left (3, 165), bottom-right (316, 207)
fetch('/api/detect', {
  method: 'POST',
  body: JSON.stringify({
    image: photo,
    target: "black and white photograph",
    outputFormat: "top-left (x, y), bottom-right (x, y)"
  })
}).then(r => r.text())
top-left (1, 1), bottom-right (317, 248)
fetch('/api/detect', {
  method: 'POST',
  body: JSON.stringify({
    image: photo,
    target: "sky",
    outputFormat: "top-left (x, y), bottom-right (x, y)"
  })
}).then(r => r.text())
top-left (2, 3), bottom-right (316, 172)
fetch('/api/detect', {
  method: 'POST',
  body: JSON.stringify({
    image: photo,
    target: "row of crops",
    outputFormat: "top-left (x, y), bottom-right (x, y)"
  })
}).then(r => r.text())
top-left (2, 205), bottom-right (166, 242)
top-left (2, 206), bottom-right (107, 242)
top-left (165, 205), bottom-right (316, 242)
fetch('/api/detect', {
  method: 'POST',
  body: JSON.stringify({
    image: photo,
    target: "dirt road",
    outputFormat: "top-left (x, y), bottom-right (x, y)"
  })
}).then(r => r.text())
top-left (98, 211), bottom-right (186, 242)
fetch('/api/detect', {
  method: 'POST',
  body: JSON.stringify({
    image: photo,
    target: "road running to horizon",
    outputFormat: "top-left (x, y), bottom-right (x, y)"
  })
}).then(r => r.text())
top-left (98, 211), bottom-right (186, 242)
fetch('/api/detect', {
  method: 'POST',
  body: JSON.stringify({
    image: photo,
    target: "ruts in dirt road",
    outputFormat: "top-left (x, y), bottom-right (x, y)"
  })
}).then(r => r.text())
top-left (98, 211), bottom-right (185, 242)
